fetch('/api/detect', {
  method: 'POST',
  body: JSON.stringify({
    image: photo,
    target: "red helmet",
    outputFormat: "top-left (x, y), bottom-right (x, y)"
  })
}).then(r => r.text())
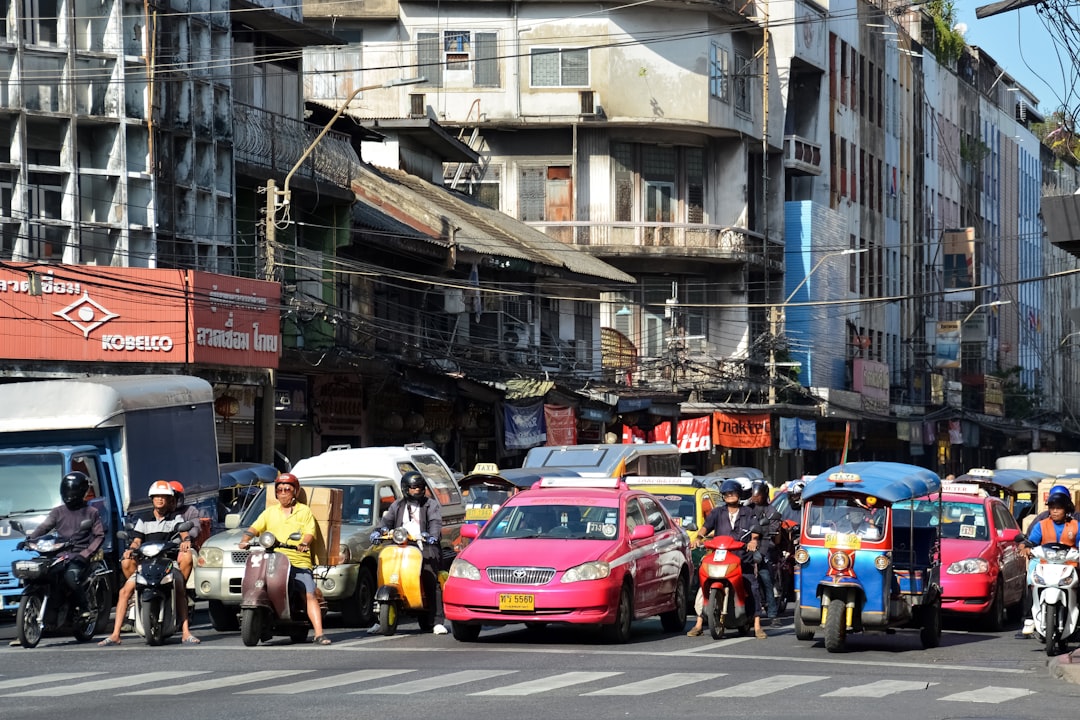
top-left (275, 473), bottom-right (300, 490)
top-left (168, 481), bottom-right (185, 496)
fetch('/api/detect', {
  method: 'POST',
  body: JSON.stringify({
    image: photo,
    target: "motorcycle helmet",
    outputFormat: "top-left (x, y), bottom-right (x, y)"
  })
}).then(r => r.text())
top-left (148, 480), bottom-right (174, 497)
top-left (168, 480), bottom-right (185, 496)
top-left (1047, 485), bottom-right (1074, 511)
top-left (719, 479), bottom-right (743, 498)
top-left (750, 481), bottom-right (770, 503)
top-left (401, 471), bottom-right (427, 497)
top-left (60, 471), bottom-right (90, 510)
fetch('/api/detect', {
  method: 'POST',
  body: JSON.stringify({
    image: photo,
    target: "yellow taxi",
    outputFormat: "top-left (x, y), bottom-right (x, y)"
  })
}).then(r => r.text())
top-left (626, 477), bottom-right (721, 544)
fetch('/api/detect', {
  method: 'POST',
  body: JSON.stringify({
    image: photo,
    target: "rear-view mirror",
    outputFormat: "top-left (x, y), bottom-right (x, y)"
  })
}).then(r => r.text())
top-left (630, 524), bottom-right (655, 541)
top-left (225, 513), bottom-right (241, 530)
top-left (460, 524), bottom-right (480, 540)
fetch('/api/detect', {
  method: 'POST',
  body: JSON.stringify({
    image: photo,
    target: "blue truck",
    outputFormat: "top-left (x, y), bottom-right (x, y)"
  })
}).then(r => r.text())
top-left (0, 375), bottom-right (220, 612)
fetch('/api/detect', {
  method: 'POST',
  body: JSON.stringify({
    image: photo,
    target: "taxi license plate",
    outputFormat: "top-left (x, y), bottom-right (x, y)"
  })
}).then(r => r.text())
top-left (499, 593), bottom-right (534, 611)
top-left (713, 548), bottom-right (728, 561)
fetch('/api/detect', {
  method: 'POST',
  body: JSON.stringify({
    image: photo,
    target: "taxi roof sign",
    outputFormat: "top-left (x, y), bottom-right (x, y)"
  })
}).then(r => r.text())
top-left (628, 477), bottom-right (697, 486)
top-left (828, 471), bottom-right (861, 484)
top-left (966, 468), bottom-right (995, 478)
top-left (941, 482), bottom-right (987, 496)
top-left (470, 462), bottom-right (500, 474)
top-left (538, 477), bottom-right (622, 489)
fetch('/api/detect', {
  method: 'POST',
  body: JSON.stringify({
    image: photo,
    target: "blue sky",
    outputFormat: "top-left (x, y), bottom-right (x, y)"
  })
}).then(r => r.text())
top-left (956, 2), bottom-right (1071, 118)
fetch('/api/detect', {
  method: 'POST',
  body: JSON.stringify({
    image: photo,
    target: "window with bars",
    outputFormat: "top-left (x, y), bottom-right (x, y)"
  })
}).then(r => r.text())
top-left (709, 43), bottom-right (729, 101)
top-left (418, 30), bottom-right (499, 88)
top-left (610, 142), bottom-right (705, 226)
top-left (530, 48), bottom-right (589, 87)
top-left (733, 52), bottom-right (752, 114)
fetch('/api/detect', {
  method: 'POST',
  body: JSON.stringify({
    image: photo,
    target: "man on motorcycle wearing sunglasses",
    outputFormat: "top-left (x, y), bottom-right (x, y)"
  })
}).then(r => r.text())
top-left (238, 473), bottom-right (331, 645)
top-left (369, 471), bottom-right (448, 635)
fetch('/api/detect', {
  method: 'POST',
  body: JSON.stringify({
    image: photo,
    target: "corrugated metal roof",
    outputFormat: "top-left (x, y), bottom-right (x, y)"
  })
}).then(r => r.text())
top-left (351, 166), bottom-right (634, 284)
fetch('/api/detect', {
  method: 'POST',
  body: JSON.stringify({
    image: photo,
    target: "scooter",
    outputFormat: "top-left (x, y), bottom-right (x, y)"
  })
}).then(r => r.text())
top-left (372, 527), bottom-right (438, 635)
top-left (699, 532), bottom-right (755, 639)
top-left (1029, 541), bottom-right (1080, 656)
top-left (239, 531), bottom-right (319, 646)
top-left (10, 519), bottom-right (113, 648)
top-left (120, 522), bottom-right (192, 646)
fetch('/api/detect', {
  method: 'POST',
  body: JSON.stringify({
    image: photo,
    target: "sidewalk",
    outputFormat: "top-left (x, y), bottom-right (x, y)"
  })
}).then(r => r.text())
top-left (1049, 648), bottom-right (1080, 684)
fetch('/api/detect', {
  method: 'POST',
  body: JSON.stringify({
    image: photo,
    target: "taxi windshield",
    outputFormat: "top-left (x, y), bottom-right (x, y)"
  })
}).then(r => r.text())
top-left (651, 494), bottom-right (697, 528)
top-left (805, 497), bottom-right (885, 540)
top-left (463, 486), bottom-right (516, 521)
top-left (481, 502), bottom-right (619, 540)
top-left (894, 499), bottom-right (988, 540)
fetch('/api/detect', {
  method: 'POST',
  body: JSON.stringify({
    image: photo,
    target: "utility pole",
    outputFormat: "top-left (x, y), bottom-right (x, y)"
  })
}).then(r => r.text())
top-left (264, 178), bottom-right (277, 282)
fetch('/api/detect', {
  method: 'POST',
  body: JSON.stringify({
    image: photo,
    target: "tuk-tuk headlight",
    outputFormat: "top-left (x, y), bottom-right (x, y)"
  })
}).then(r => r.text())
top-left (794, 548), bottom-right (810, 564)
top-left (829, 551), bottom-right (851, 571)
top-left (449, 558), bottom-right (481, 581)
top-left (946, 558), bottom-right (988, 575)
top-left (197, 547), bottom-right (224, 567)
top-left (873, 554), bottom-right (891, 571)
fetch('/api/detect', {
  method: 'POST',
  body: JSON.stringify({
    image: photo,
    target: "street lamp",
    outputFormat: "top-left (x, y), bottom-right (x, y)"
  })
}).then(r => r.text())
top-left (961, 299), bottom-right (1011, 325)
top-left (1061, 331), bottom-right (1080, 347)
top-left (262, 76), bottom-right (426, 281)
top-left (769, 247), bottom-right (868, 404)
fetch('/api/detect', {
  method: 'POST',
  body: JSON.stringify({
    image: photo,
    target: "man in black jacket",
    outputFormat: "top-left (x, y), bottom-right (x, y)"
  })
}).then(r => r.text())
top-left (748, 481), bottom-right (782, 625)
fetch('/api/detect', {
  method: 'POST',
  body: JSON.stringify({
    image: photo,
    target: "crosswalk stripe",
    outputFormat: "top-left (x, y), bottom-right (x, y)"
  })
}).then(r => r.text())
top-left (0, 673), bottom-right (102, 692)
top-left (700, 674), bottom-right (829, 698)
top-left (241, 670), bottom-right (415, 694)
top-left (363, 670), bottom-right (517, 695)
top-left (584, 673), bottom-right (725, 696)
top-left (1, 671), bottom-right (181, 697)
top-left (938, 687), bottom-right (1036, 703)
top-left (471, 672), bottom-right (622, 696)
top-left (821, 679), bottom-right (936, 698)
top-left (122, 670), bottom-right (285, 695)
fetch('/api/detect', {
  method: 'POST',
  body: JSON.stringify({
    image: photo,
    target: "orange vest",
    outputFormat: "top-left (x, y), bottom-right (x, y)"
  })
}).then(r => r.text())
top-left (1038, 516), bottom-right (1079, 546)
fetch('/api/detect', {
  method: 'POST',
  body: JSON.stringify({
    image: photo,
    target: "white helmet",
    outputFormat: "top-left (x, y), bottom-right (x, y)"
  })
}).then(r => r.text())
top-left (148, 480), bottom-right (174, 497)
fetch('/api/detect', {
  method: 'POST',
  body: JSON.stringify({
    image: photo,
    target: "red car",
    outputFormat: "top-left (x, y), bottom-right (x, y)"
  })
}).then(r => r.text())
top-left (443, 477), bottom-right (692, 643)
top-left (897, 485), bottom-right (1026, 629)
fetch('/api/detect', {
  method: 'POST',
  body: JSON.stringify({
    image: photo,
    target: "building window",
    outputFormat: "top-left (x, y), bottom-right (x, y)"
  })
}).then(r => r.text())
top-left (734, 52), bottom-right (752, 114)
top-left (519, 165), bottom-right (571, 222)
top-left (443, 30), bottom-right (470, 70)
top-left (474, 32), bottom-right (499, 87)
top-left (530, 48), bottom-right (588, 87)
top-left (417, 32), bottom-right (443, 87)
top-left (710, 43), bottom-right (729, 101)
top-left (23, 0), bottom-right (58, 46)
top-left (610, 142), bottom-right (705, 227)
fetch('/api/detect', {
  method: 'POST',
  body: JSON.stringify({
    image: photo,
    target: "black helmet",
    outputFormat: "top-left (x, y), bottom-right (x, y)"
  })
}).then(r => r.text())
top-left (750, 481), bottom-right (770, 501)
top-left (401, 471), bottom-right (426, 496)
top-left (719, 479), bottom-right (742, 496)
top-left (61, 471), bottom-right (90, 510)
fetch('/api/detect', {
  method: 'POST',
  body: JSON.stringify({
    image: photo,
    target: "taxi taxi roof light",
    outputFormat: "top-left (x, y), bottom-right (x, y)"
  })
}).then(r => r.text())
top-left (941, 482), bottom-right (987, 496)
top-left (967, 468), bottom-right (995, 478)
top-left (537, 477), bottom-right (623, 489)
top-left (470, 462), bottom-right (500, 474)
top-left (629, 476), bottom-right (700, 487)
top-left (828, 472), bottom-right (861, 485)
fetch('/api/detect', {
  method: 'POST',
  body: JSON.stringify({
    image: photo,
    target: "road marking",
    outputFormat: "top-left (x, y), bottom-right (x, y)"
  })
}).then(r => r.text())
top-left (700, 674), bottom-right (829, 698)
top-left (583, 673), bottom-right (725, 696)
top-left (1, 671), bottom-right (182, 697)
top-left (471, 671), bottom-right (622, 696)
top-left (938, 686), bottom-right (1036, 703)
top-left (122, 671), bottom-right (283, 695)
top-left (0, 673), bottom-right (102, 691)
top-left (240, 669), bottom-right (414, 694)
top-left (363, 669), bottom-right (517, 694)
top-left (821, 679), bottom-right (937, 698)
top-left (667, 637), bottom-right (754, 655)
top-left (672, 652), bottom-right (1030, 674)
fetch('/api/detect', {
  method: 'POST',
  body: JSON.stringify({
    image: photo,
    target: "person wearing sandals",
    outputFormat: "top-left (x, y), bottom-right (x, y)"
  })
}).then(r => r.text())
top-left (237, 473), bottom-right (331, 645)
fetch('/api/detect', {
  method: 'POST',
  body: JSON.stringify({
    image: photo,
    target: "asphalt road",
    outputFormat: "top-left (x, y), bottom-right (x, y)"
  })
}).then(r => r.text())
top-left (0, 609), bottom-right (1076, 720)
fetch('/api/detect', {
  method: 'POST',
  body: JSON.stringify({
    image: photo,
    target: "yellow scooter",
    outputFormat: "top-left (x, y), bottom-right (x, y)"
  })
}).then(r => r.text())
top-left (372, 528), bottom-right (439, 635)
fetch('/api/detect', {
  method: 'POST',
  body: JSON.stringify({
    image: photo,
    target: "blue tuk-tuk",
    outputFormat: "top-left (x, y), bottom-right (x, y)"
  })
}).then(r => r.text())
top-left (953, 467), bottom-right (1047, 524)
top-left (794, 462), bottom-right (943, 652)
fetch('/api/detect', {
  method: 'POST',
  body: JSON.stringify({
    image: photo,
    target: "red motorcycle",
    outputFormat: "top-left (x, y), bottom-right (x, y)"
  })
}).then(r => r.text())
top-left (698, 534), bottom-right (754, 639)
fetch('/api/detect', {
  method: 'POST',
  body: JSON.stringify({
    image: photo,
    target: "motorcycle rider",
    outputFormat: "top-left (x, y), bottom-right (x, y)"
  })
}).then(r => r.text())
top-left (687, 479), bottom-right (766, 639)
top-left (369, 471), bottom-right (448, 635)
top-left (237, 473), bottom-right (331, 645)
top-left (1017, 485), bottom-right (1079, 637)
top-left (99, 480), bottom-right (198, 646)
top-left (748, 481), bottom-right (782, 626)
top-left (21, 471), bottom-right (104, 618)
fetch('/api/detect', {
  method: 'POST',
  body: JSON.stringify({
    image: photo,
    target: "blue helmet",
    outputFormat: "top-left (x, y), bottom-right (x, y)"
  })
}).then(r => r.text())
top-left (1048, 485), bottom-right (1073, 508)
top-left (719, 479), bottom-right (742, 496)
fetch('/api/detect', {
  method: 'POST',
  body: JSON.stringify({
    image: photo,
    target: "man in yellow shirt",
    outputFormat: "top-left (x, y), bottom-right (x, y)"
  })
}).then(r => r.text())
top-left (238, 473), bottom-right (330, 645)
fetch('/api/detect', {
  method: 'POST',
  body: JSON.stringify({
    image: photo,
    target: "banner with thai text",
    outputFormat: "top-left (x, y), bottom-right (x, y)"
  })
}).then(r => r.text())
top-left (712, 412), bottom-right (771, 449)
top-left (504, 402), bottom-right (546, 449)
top-left (544, 405), bottom-right (577, 446)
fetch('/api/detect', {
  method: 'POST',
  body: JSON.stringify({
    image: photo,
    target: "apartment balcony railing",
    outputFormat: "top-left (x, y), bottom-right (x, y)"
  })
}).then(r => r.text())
top-left (783, 134), bottom-right (823, 176)
top-left (233, 102), bottom-right (362, 189)
top-left (526, 221), bottom-right (783, 272)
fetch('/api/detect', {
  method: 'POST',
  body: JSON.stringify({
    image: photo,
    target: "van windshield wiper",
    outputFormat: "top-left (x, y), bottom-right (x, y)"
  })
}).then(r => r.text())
top-left (2, 508), bottom-right (53, 518)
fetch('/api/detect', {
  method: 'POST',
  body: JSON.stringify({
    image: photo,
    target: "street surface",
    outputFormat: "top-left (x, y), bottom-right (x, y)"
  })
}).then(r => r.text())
top-left (1, 609), bottom-right (1076, 720)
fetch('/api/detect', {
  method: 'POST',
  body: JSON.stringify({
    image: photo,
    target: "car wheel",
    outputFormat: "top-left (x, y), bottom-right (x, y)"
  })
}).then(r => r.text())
top-left (601, 586), bottom-right (632, 644)
top-left (341, 567), bottom-right (376, 628)
top-left (985, 580), bottom-right (1006, 632)
top-left (208, 599), bottom-right (240, 632)
top-left (660, 576), bottom-right (689, 632)
top-left (452, 622), bottom-right (481, 642)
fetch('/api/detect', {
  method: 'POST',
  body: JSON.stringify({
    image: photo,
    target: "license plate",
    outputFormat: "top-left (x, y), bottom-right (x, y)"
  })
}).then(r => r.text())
top-left (499, 593), bottom-right (534, 611)
top-left (713, 548), bottom-right (728, 561)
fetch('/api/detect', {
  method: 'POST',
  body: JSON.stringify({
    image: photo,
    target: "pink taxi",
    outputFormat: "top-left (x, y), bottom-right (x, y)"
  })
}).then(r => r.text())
top-left (897, 483), bottom-right (1026, 630)
top-left (443, 477), bottom-right (692, 643)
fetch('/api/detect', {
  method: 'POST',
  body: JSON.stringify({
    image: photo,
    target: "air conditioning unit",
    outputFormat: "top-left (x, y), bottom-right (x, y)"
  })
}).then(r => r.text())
top-left (444, 289), bottom-right (467, 314)
top-left (502, 322), bottom-right (528, 349)
top-left (409, 93), bottom-right (426, 118)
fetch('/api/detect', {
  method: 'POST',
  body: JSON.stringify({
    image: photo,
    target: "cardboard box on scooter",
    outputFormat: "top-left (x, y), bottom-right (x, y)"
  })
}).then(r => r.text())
top-left (266, 485), bottom-right (343, 566)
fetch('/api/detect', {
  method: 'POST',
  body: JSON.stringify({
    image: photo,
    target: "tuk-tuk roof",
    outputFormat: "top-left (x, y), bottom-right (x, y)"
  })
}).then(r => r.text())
top-left (802, 462), bottom-right (941, 504)
top-left (459, 466), bottom-right (582, 490)
top-left (955, 467), bottom-right (1047, 494)
top-left (218, 462), bottom-right (279, 489)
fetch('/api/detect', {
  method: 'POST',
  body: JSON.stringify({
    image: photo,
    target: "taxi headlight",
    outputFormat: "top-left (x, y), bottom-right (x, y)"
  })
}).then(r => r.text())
top-left (829, 552), bottom-right (851, 571)
top-left (197, 547), bottom-right (224, 568)
top-left (706, 564), bottom-right (732, 579)
top-left (449, 558), bottom-right (481, 581)
top-left (946, 558), bottom-right (989, 575)
top-left (562, 561), bottom-right (611, 583)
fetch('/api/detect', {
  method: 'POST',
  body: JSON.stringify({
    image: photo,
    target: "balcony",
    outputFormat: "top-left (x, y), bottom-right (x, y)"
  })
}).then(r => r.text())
top-left (232, 102), bottom-right (361, 189)
top-left (525, 221), bottom-right (783, 272)
top-left (783, 134), bottom-right (822, 176)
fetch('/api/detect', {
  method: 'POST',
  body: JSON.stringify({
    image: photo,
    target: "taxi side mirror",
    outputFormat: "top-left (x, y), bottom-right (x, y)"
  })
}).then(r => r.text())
top-left (999, 528), bottom-right (1020, 543)
top-left (682, 520), bottom-right (698, 532)
top-left (630, 524), bottom-right (655, 541)
top-left (461, 524), bottom-right (480, 540)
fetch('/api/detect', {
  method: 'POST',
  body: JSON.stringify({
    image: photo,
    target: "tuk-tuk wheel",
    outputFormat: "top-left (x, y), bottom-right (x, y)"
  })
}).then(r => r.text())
top-left (824, 598), bottom-right (847, 653)
top-left (794, 601), bottom-right (815, 641)
top-left (919, 602), bottom-right (942, 649)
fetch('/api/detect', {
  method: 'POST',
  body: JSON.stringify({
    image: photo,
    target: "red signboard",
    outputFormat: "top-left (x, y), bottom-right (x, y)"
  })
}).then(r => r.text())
top-left (712, 412), bottom-right (771, 449)
top-left (0, 264), bottom-right (279, 368)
